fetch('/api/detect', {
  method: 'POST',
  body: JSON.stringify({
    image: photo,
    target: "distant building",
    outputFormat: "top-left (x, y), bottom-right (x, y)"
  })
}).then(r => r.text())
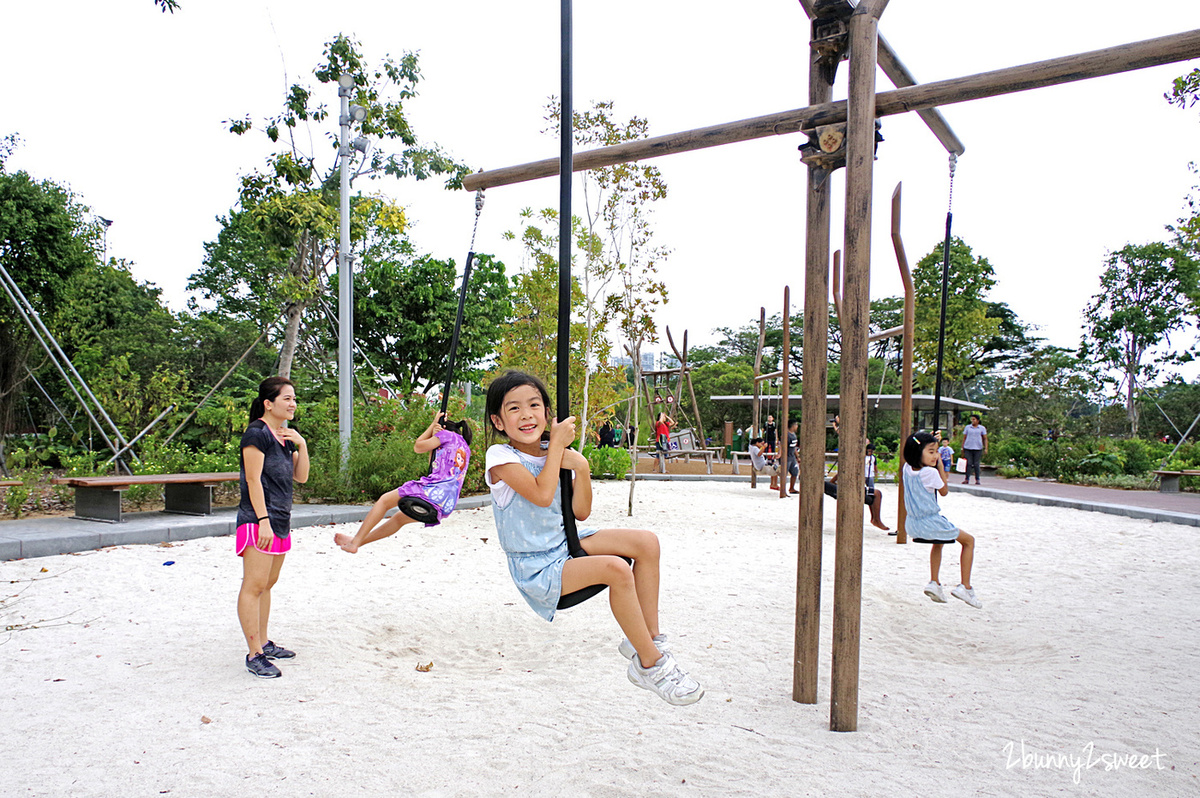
top-left (610, 351), bottom-right (659, 373)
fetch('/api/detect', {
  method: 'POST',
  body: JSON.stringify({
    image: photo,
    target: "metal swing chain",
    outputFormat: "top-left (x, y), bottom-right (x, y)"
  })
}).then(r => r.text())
top-left (947, 152), bottom-right (957, 214)
top-left (468, 190), bottom-right (485, 254)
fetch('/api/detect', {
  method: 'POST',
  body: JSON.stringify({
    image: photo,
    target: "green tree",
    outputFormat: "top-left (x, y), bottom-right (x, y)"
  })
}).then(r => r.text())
top-left (53, 259), bottom-right (182, 378)
top-left (191, 209), bottom-right (288, 329)
top-left (0, 155), bottom-right (98, 459)
top-left (192, 34), bottom-right (468, 378)
top-left (494, 214), bottom-right (624, 432)
top-left (913, 237), bottom-right (1002, 392)
top-left (1081, 242), bottom-right (1199, 436)
top-left (1166, 67), bottom-right (1200, 113)
top-left (354, 252), bottom-right (511, 395)
top-left (991, 345), bottom-right (1098, 439)
top-left (542, 100), bottom-right (669, 448)
top-left (1167, 69), bottom-right (1200, 259)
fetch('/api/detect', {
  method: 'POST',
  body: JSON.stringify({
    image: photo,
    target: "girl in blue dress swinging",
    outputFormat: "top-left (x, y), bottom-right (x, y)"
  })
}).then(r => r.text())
top-left (901, 431), bottom-right (983, 609)
top-left (484, 370), bottom-right (704, 706)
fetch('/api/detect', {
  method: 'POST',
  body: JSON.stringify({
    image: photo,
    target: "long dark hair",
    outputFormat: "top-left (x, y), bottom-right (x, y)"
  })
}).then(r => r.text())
top-left (250, 377), bottom-right (294, 423)
top-left (903, 431), bottom-right (938, 470)
top-left (485, 370), bottom-right (552, 443)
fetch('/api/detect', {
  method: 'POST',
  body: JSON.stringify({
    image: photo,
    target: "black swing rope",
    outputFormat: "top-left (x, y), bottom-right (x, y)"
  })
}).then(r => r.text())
top-left (395, 190), bottom-right (484, 526)
top-left (931, 153), bottom-right (957, 432)
top-left (439, 189), bottom-right (486, 419)
top-left (554, 0), bottom-right (623, 610)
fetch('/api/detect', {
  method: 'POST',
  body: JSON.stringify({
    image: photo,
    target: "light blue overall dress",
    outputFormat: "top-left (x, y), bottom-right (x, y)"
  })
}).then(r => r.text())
top-left (492, 445), bottom-right (598, 621)
top-left (901, 464), bottom-right (959, 543)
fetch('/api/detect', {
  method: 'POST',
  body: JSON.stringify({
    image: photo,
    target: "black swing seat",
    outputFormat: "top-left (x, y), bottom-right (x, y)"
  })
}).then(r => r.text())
top-left (822, 480), bottom-right (876, 506)
top-left (557, 555), bottom-right (634, 610)
top-left (397, 496), bottom-right (441, 526)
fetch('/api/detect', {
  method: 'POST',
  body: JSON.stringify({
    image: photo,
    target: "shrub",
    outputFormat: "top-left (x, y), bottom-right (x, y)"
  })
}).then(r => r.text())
top-left (1076, 450), bottom-right (1125, 476)
top-left (4, 484), bottom-right (30, 518)
top-left (1113, 437), bottom-right (1164, 476)
top-left (583, 445), bottom-right (631, 479)
top-left (1072, 473), bottom-right (1154, 490)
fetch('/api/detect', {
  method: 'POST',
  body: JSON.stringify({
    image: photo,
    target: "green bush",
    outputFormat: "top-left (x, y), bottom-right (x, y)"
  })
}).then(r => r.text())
top-left (583, 445), bottom-right (631, 479)
top-left (1076, 450), bottom-right (1125, 476)
top-left (4, 427), bottom-right (89, 471)
top-left (4, 484), bottom-right (30, 518)
top-left (1072, 473), bottom-right (1155, 490)
top-left (874, 454), bottom-right (899, 481)
top-left (1113, 437), bottom-right (1165, 476)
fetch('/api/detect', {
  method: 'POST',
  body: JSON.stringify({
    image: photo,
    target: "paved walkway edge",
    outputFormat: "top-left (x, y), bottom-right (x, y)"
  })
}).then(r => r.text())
top-left (0, 495), bottom-right (494, 562)
top-left (1, 482), bottom-right (1193, 562)
top-left (951, 484), bottom-right (1200, 527)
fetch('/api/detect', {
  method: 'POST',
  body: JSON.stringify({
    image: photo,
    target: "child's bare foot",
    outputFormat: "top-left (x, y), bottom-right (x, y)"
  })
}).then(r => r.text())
top-left (871, 519), bottom-right (890, 531)
top-left (334, 532), bottom-right (360, 553)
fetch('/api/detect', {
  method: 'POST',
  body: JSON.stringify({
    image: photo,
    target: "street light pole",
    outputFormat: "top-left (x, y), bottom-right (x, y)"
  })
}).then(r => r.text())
top-left (336, 74), bottom-right (360, 469)
top-left (98, 217), bottom-right (113, 264)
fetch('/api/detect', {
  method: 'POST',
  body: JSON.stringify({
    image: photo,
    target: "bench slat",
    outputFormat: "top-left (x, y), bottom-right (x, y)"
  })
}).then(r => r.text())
top-left (52, 472), bottom-right (239, 489)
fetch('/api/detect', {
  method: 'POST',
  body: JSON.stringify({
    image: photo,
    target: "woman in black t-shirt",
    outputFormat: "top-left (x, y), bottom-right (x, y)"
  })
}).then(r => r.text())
top-left (236, 377), bottom-right (310, 679)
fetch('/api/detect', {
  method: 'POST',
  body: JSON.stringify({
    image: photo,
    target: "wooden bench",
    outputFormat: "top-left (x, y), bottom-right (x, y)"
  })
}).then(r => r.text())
top-left (52, 472), bottom-right (240, 523)
top-left (0, 479), bottom-right (22, 488)
top-left (651, 448), bottom-right (715, 474)
top-left (1152, 469), bottom-right (1200, 493)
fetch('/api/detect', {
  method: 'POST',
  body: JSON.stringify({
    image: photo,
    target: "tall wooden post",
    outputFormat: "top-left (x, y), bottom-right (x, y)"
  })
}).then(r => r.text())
top-left (891, 183), bottom-right (914, 544)
top-left (831, 0), bottom-right (888, 734)
top-left (794, 4), bottom-right (838, 706)
top-left (780, 286), bottom-right (791, 499)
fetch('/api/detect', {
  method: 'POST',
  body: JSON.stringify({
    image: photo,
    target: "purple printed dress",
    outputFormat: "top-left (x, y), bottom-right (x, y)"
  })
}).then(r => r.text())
top-left (396, 429), bottom-right (471, 525)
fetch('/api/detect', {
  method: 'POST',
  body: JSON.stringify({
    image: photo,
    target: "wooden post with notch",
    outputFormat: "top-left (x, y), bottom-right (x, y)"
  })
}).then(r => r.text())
top-left (891, 182), bottom-right (914, 544)
top-left (830, 0), bottom-right (889, 734)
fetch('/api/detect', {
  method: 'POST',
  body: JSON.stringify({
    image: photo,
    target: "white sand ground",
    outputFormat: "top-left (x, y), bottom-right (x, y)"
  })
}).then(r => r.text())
top-left (2, 481), bottom-right (1197, 797)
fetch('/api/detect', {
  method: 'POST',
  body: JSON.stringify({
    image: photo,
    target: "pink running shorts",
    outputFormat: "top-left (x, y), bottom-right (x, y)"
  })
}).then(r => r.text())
top-left (236, 523), bottom-right (291, 556)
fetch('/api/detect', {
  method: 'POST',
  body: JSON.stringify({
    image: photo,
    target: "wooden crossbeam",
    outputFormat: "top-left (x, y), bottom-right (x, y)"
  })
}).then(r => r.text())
top-left (462, 29), bottom-right (1200, 191)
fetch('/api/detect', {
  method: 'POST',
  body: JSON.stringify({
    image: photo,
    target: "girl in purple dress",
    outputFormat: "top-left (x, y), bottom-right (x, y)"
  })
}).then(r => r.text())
top-left (335, 411), bottom-right (472, 553)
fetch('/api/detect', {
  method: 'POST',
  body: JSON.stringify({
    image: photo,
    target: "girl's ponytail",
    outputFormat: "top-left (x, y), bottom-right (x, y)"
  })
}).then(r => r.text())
top-left (443, 417), bottom-right (473, 447)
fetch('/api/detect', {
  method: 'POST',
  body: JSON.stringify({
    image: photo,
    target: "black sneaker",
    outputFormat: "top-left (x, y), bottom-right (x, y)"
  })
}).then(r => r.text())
top-left (246, 653), bottom-right (281, 678)
top-left (261, 641), bottom-right (295, 660)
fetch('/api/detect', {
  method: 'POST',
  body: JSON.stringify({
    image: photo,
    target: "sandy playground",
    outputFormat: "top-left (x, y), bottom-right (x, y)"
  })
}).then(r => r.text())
top-left (2, 480), bottom-right (1197, 797)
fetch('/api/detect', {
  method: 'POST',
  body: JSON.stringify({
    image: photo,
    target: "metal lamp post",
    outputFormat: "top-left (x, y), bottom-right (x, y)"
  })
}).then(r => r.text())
top-left (98, 217), bottom-right (113, 264)
top-left (337, 73), bottom-right (366, 468)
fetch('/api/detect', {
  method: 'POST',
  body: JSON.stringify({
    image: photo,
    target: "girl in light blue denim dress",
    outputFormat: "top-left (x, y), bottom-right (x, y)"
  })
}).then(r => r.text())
top-left (901, 431), bottom-right (982, 609)
top-left (484, 371), bottom-right (704, 706)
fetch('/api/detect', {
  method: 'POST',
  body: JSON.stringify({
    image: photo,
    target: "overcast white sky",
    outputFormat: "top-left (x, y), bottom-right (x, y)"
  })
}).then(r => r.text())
top-left (5, 1), bottom-right (1199, 376)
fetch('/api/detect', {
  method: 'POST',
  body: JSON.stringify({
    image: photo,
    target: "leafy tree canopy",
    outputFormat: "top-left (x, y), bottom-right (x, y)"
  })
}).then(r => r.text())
top-left (913, 236), bottom-right (1002, 389)
top-left (354, 252), bottom-right (511, 395)
top-left (53, 259), bottom-right (182, 379)
top-left (1080, 241), bottom-right (1199, 435)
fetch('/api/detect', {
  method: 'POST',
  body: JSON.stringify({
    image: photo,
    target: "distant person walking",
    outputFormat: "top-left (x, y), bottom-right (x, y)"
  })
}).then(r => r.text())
top-left (959, 414), bottom-right (988, 485)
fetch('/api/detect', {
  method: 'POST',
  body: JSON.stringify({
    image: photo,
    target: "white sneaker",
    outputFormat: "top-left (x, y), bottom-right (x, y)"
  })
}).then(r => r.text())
top-left (951, 583), bottom-right (982, 608)
top-left (617, 633), bottom-right (670, 661)
top-left (924, 581), bottom-right (947, 603)
top-left (627, 653), bottom-right (704, 706)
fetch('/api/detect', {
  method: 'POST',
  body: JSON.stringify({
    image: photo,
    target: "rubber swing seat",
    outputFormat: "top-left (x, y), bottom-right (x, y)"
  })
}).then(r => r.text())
top-left (398, 496), bottom-right (441, 526)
